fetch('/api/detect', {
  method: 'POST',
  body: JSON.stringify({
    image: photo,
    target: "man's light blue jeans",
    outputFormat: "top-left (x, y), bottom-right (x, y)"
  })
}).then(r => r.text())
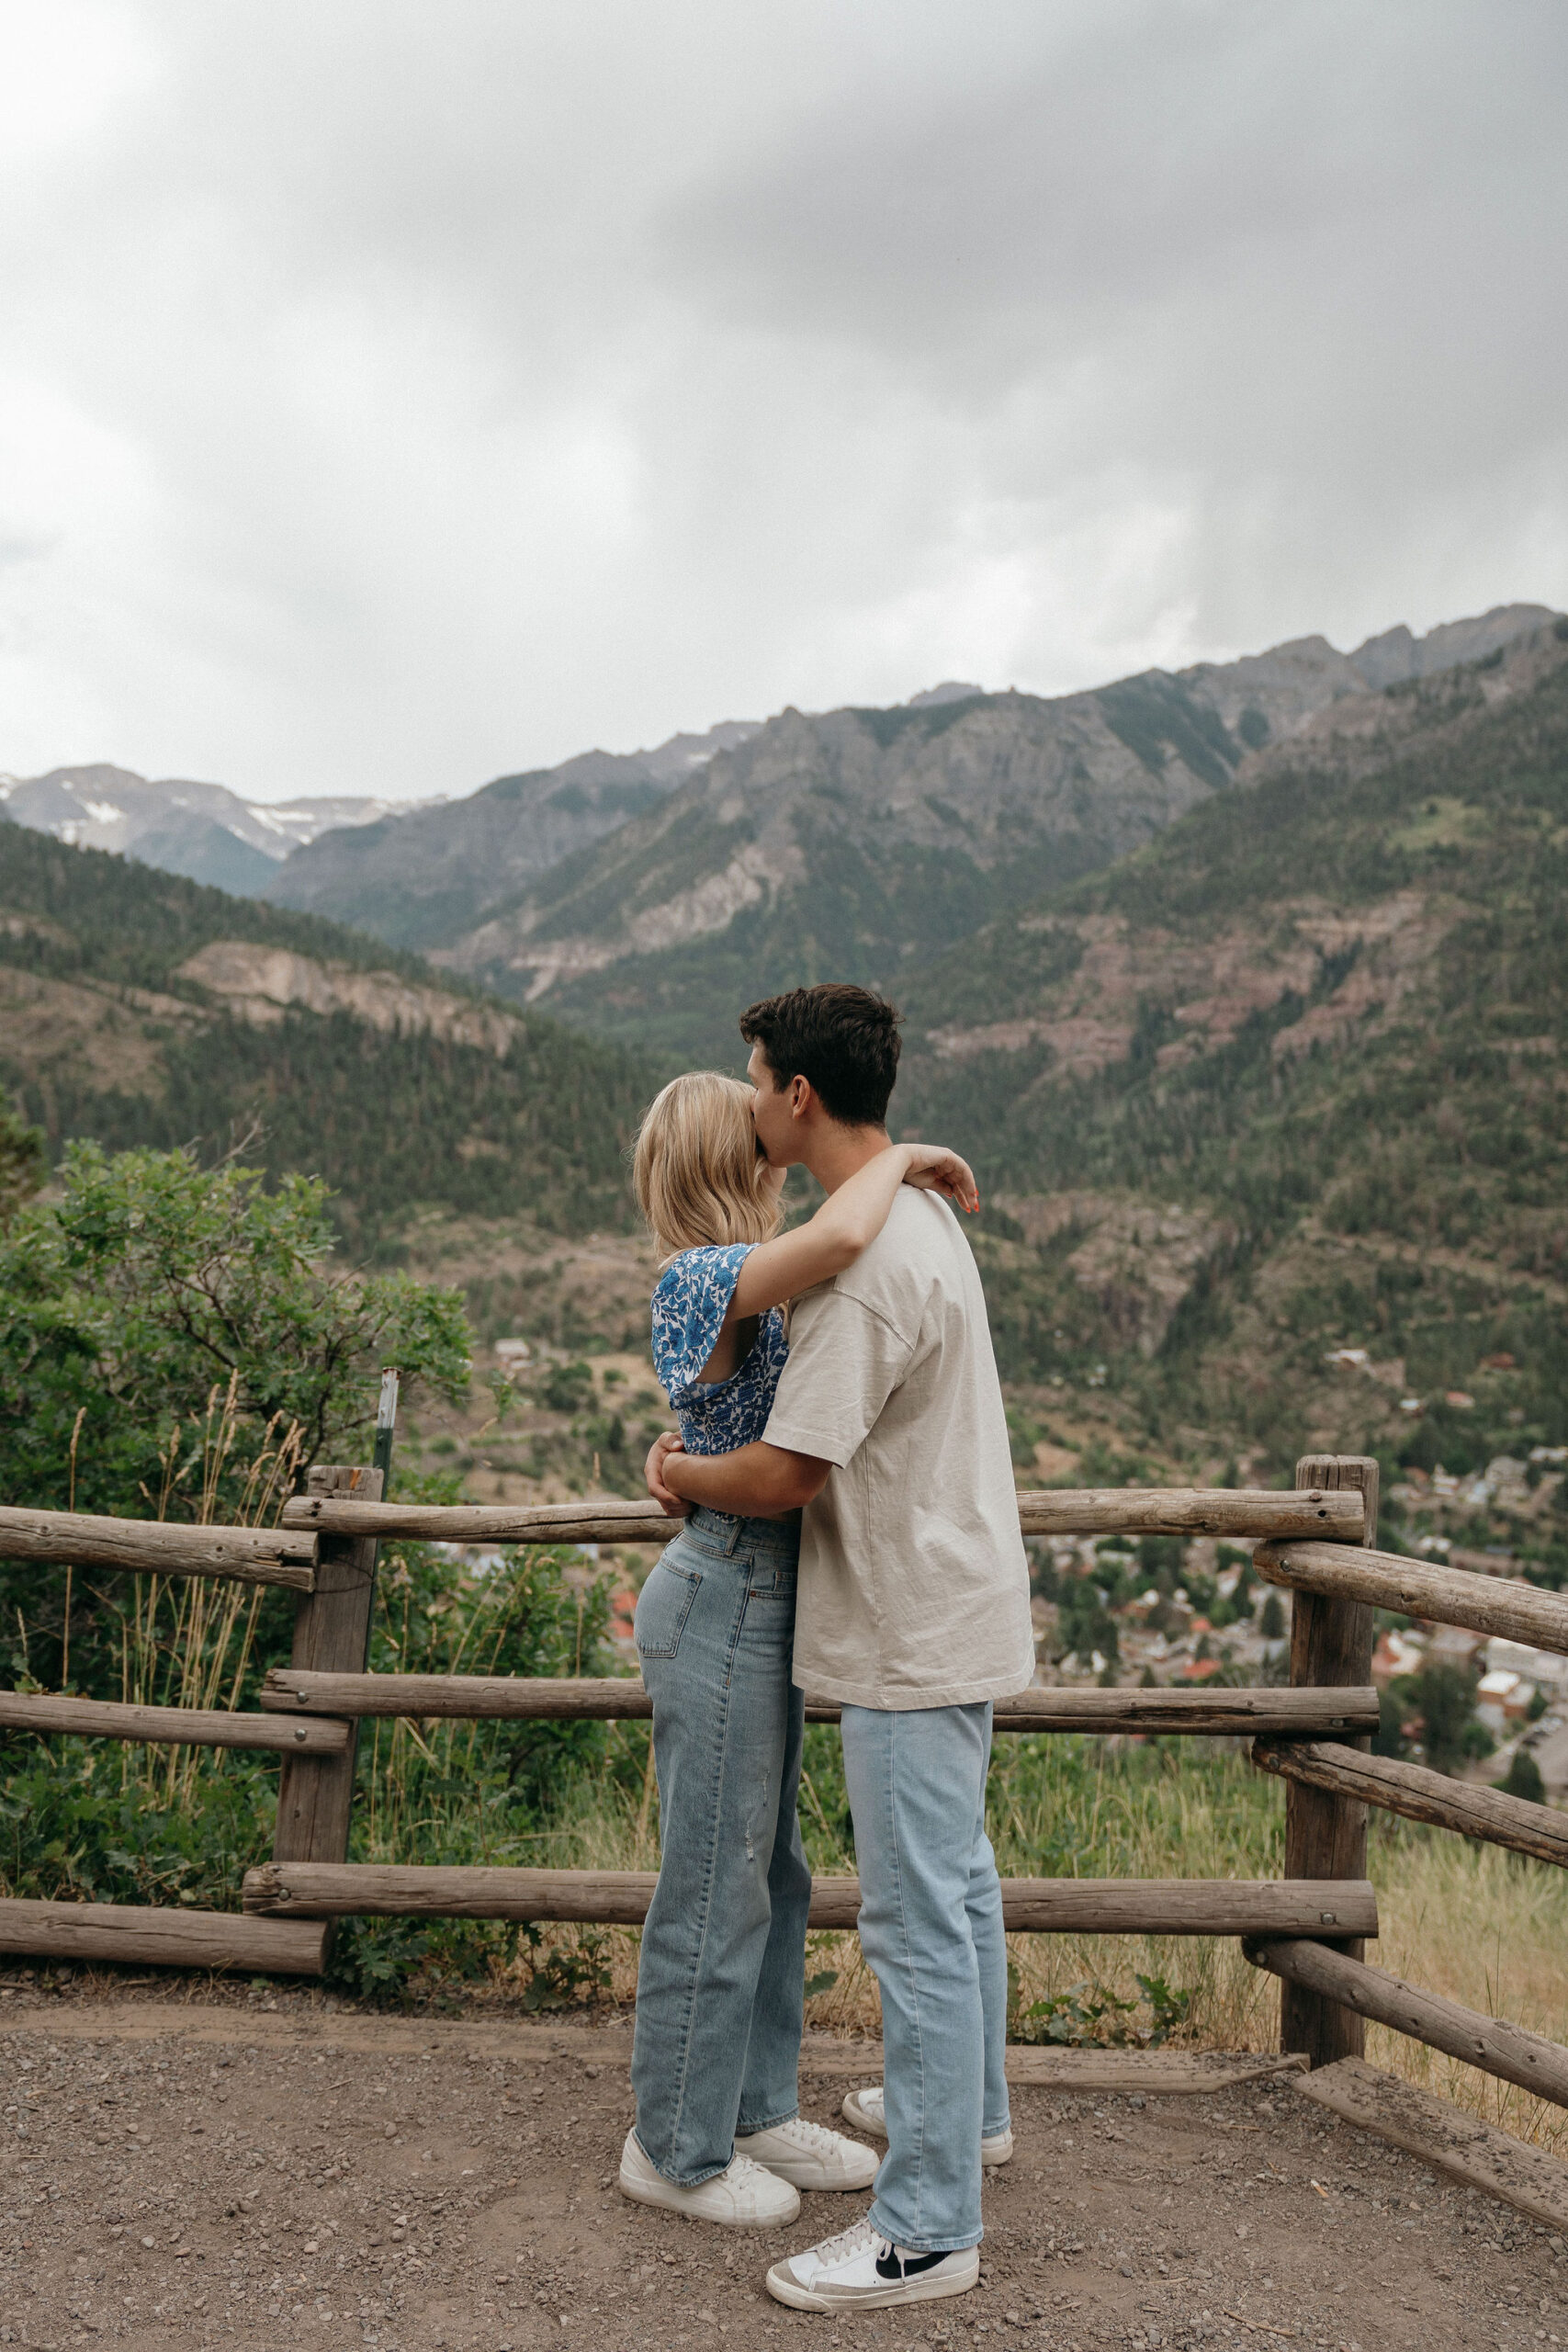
top-left (630, 1505), bottom-right (813, 2185)
top-left (840, 1700), bottom-right (1010, 2253)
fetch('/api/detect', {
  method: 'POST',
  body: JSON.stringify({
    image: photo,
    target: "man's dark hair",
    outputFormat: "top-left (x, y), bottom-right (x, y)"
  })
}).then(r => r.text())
top-left (739, 983), bottom-right (902, 1127)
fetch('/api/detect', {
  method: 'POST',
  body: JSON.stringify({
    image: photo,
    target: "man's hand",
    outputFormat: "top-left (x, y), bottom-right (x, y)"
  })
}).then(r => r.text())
top-left (645, 1430), bottom-right (690, 1518)
top-left (656, 1435), bottom-right (830, 1519)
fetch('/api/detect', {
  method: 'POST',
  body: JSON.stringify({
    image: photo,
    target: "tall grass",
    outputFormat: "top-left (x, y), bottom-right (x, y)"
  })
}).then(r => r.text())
top-left (115, 1383), bottom-right (303, 1812)
top-left (1, 1388), bottom-right (312, 1911)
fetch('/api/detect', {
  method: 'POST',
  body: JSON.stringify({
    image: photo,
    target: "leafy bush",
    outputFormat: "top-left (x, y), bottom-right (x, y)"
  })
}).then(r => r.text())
top-left (0, 1140), bottom-right (469, 1523)
top-left (1009, 1968), bottom-right (1193, 2048)
top-left (0, 1085), bottom-right (44, 1227)
top-left (0, 1134), bottom-right (649, 2004)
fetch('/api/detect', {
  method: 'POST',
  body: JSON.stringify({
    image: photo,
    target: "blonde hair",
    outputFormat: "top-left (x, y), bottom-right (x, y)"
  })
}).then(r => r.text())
top-left (633, 1071), bottom-right (783, 1263)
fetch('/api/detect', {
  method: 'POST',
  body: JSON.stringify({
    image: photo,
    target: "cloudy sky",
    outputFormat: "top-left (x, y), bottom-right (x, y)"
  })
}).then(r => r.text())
top-left (2, 0), bottom-right (1565, 803)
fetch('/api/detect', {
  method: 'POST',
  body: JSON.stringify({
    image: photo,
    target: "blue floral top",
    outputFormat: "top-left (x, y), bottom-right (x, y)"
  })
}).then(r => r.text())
top-left (650, 1244), bottom-right (788, 1455)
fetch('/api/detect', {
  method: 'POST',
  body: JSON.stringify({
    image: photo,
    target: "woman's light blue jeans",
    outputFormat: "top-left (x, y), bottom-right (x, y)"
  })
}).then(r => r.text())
top-left (840, 1700), bottom-right (1010, 2253)
top-left (630, 1505), bottom-right (812, 2186)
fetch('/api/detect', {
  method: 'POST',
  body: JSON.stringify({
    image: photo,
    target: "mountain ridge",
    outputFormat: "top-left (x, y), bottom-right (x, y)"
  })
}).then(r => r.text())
top-left (431, 604), bottom-right (1558, 1063)
top-left (264, 718), bottom-right (761, 945)
top-left (0, 763), bottom-right (397, 898)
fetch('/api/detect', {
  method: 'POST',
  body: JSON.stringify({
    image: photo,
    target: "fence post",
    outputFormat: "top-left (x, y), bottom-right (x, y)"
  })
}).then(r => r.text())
top-left (1282, 1452), bottom-right (1379, 2067)
top-left (270, 1465), bottom-right (383, 1903)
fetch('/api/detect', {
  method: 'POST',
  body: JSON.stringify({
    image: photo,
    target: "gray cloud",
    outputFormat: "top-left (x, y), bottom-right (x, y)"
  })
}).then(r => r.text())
top-left (0, 0), bottom-right (1563, 801)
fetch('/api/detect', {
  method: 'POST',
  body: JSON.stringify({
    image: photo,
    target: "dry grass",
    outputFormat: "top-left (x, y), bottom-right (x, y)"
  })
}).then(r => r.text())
top-left (1368, 1824), bottom-right (1568, 2155)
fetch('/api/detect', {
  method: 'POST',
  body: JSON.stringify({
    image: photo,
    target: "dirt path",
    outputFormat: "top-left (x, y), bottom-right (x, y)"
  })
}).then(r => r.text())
top-left (2, 1996), bottom-right (1563, 2351)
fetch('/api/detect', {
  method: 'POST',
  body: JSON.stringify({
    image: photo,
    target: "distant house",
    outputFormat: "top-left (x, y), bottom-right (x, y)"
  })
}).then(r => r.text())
top-left (1486, 1635), bottom-right (1568, 1690)
top-left (1476, 1670), bottom-right (1537, 1734)
top-left (1371, 1629), bottom-right (1427, 1686)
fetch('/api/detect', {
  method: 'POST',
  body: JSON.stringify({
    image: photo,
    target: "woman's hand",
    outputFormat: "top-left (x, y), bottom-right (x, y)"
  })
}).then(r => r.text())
top-left (899, 1144), bottom-right (980, 1215)
top-left (645, 1430), bottom-right (690, 1517)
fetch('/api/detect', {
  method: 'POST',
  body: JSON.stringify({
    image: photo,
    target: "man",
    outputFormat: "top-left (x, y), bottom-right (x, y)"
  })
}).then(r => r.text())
top-left (646, 982), bottom-right (1034, 2316)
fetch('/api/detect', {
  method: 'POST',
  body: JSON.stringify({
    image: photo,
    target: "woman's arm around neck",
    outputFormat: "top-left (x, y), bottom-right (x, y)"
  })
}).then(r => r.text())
top-left (727, 1141), bottom-right (977, 1320)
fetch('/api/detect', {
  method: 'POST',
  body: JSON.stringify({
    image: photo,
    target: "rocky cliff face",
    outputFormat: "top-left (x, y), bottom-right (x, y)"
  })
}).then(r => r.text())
top-left (438, 683), bottom-right (1224, 1001)
top-left (263, 720), bottom-right (760, 947)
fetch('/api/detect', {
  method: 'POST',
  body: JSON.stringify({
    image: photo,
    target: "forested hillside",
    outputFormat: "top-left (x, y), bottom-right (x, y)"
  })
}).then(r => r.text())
top-left (0, 830), bottom-right (650, 1250)
top-left (892, 624), bottom-right (1568, 1517)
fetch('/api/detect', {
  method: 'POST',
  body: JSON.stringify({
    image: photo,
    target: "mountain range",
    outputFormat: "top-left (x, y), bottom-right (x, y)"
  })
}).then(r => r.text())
top-left (266, 602), bottom-right (1559, 1065)
top-left (6, 609), bottom-right (1551, 1067)
top-left (0, 763), bottom-right (406, 899)
top-left (264, 719), bottom-right (761, 949)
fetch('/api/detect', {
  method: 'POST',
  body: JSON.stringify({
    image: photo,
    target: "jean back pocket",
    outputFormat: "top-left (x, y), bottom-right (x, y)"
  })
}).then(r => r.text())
top-left (634, 1557), bottom-right (703, 1658)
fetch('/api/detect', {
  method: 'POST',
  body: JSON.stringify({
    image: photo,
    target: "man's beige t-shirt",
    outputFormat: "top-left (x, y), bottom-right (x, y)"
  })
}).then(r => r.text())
top-left (763, 1186), bottom-right (1035, 1711)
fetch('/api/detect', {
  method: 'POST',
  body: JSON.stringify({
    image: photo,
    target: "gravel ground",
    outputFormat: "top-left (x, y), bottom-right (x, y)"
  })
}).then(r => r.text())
top-left (2, 1996), bottom-right (1566, 2351)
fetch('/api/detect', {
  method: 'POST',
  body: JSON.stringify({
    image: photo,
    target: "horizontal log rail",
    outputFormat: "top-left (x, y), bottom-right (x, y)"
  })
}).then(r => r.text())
top-left (0, 1489), bottom-right (1361, 1585)
top-left (1014, 1487), bottom-right (1364, 1541)
top-left (0, 1505), bottom-right (317, 1591)
top-left (256, 1668), bottom-right (1378, 1737)
top-left (1252, 1738), bottom-right (1568, 1870)
top-left (0, 1896), bottom-right (328, 1974)
top-left (276, 1485), bottom-right (1366, 1546)
top-left (243, 1860), bottom-right (1377, 1938)
top-left (1292, 2058), bottom-right (1568, 2232)
top-left (0, 1689), bottom-right (350, 1756)
top-left (1247, 1938), bottom-right (1568, 2110)
top-left (1254, 1538), bottom-right (1568, 1654)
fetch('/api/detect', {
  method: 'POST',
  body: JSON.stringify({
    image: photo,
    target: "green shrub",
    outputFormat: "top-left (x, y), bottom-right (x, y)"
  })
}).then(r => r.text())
top-left (1499, 1748), bottom-right (1546, 1804)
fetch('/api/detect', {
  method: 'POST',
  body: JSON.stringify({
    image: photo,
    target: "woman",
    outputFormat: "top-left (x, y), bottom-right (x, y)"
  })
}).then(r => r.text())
top-left (618, 1069), bottom-right (978, 2227)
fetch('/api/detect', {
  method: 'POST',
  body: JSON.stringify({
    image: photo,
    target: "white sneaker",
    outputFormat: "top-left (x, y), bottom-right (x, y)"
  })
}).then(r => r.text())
top-left (617, 2128), bottom-right (800, 2227)
top-left (765, 2214), bottom-right (980, 2312)
top-left (734, 2115), bottom-right (879, 2190)
top-left (841, 2084), bottom-right (1014, 2166)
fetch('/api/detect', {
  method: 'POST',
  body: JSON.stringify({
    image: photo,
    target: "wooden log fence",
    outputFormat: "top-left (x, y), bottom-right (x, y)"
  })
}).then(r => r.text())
top-left (243, 1861), bottom-right (1379, 1939)
top-left (270, 1466), bottom-right (382, 1889)
top-left (0, 1689), bottom-right (349, 1756)
top-left (1253, 1737), bottom-right (1568, 1870)
top-left (256, 1668), bottom-right (1379, 1738)
top-left (1278, 1453), bottom-right (1378, 2072)
top-left (277, 1484), bottom-right (1366, 1546)
top-left (1253, 1535), bottom-right (1568, 1655)
top-left (8, 1441), bottom-right (1568, 2226)
top-left (1246, 1938), bottom-right (1568, 2110)
top-left (0, 1898), bottom-right (326, 1974)
top-left (0, 1504), bottom-right (317, 1589)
